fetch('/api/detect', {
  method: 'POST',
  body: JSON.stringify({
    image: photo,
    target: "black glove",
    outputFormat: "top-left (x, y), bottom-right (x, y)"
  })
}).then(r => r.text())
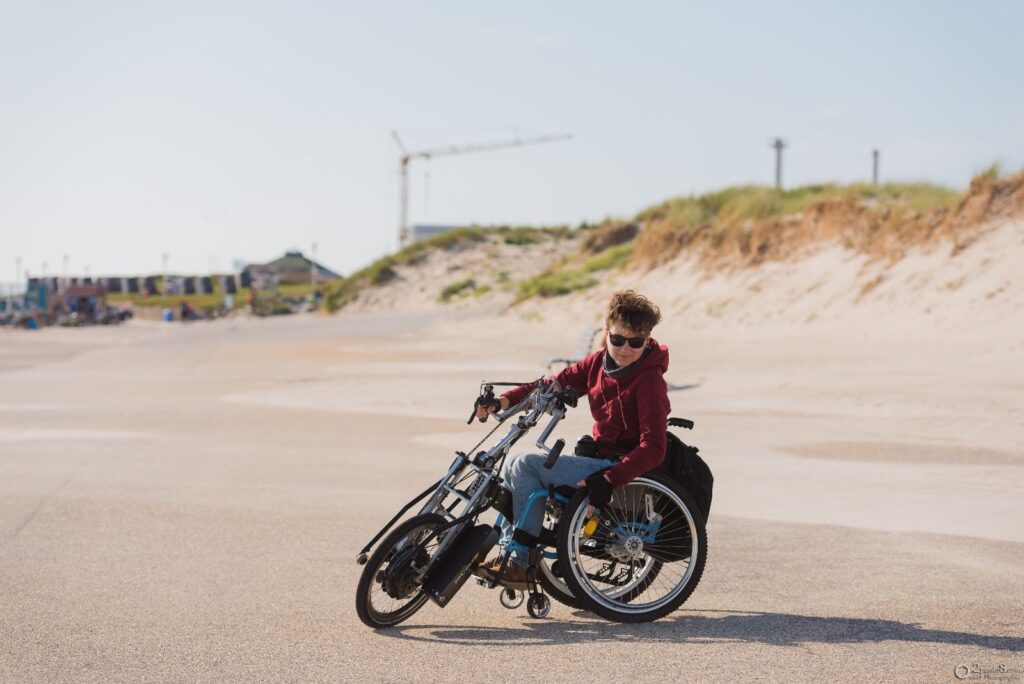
top-left (585, 471), bottom-right (614, 509)
top-left (468, 395), bottom-right (502, 424)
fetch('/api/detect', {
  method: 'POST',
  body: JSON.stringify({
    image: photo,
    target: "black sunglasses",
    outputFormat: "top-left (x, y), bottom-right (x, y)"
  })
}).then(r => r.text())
top-left (608, 333), bottom-right (646, 349)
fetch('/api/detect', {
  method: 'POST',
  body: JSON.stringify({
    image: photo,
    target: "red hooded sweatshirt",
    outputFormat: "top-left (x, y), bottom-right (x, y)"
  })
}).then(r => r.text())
top-left (501, 339), bottom-right (671, 487)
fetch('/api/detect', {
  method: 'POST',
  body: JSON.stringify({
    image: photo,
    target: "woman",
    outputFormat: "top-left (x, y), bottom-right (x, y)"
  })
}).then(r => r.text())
top-left (474, 289), bottom-right (672, 587)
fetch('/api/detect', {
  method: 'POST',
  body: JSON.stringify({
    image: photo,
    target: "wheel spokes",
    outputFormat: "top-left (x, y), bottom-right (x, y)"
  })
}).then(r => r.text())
top-left (569, 480), bottom-right (698, 613)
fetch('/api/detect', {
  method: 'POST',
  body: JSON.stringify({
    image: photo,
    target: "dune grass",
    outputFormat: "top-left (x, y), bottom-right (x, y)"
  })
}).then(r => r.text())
top-left (438, 278), bottom-right (477, 303)
top-left (637, 182), bottom-right (960, 228)
top-left (515, 269), bottom-right (598, 302)
top-left (631, 180), bottom-right (971, 267)
top-left (513, 241), bottom-right (635, 303)
top-left (324, 168), bottom-right (1021, 310)
top-left (324, 225), bottom-right (570, 311)
top-left (581, 242), bottom-right (634, 273)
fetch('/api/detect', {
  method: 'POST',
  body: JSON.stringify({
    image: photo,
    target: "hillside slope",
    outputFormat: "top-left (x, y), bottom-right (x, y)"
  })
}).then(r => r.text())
top-left (329, 172), bottom-right (1024, 334)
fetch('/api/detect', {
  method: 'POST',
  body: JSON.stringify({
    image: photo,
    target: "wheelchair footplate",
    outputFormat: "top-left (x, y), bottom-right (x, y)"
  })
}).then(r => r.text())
top-left (476, 547), bottom-right (551, 619)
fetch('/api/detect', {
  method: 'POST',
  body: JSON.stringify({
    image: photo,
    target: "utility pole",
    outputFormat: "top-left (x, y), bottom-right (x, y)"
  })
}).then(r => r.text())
top-left (872, 149), bottom-right (880, 185)
top-left (7, 258), bottom-right (17, 311)
top-left (391, 130), bottom-right (572, 248)
top-left (772, 138), bottom-right (787, 190)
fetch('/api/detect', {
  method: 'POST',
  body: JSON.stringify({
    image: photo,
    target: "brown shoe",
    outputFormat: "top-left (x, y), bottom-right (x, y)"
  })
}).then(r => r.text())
top-left (473, 555), bottom-right (529, 590)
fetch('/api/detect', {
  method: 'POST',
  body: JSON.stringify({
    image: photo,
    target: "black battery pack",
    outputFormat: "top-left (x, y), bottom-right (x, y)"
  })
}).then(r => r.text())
top-left (422, 523), bottom-right (498, 607)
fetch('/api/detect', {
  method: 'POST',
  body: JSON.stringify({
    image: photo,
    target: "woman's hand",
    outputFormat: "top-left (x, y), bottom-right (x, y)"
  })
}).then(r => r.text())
top-left (474, 396), bottom-right (508, 422)
top-left (576, 472), bottom-right (614, 509)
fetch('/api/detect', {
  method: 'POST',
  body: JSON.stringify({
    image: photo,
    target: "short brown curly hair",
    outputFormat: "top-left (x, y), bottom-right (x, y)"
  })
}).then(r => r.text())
top-left (605, 289), bottom-right (662, 336)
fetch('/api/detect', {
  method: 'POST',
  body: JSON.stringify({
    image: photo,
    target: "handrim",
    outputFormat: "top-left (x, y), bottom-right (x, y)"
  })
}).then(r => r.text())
top-left (565, 477), bottom-right (698, 614)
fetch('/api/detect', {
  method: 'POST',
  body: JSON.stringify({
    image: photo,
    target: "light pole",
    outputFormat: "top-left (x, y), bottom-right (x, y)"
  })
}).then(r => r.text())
top-left (772, 138), bottom-right (787, 190)
top-left (310, 242), bottom-right (318, 288)
top-left (14, 257), bottom-right (21, 311)
top-left (162, 253), bottom-right (169, 296)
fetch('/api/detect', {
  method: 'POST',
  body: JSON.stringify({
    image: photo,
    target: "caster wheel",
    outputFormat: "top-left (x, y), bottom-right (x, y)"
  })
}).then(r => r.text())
top-left (527, 593), bottom-right (551, 619)
top-left (500, 589), bottom-right (524, 609)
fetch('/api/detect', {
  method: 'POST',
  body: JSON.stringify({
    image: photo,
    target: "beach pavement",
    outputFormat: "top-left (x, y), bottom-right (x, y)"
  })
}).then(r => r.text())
top-left (1, 313), bottom-right (1021, 683)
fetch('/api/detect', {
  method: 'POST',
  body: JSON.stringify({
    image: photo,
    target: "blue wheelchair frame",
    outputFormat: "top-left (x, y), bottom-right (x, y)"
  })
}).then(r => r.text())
top-left (497, 487), bottom-right (663, 562)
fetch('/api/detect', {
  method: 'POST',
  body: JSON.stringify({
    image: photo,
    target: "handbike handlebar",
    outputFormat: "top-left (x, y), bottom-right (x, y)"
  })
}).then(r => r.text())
top-left (475, 378), bottom-right (572, 467)
top-left (536, 405), bottom-right (565, 453)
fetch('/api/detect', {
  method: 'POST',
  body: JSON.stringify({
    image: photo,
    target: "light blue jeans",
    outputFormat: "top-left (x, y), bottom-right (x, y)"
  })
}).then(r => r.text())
top-left (499, 452), bottom-right (616, 565)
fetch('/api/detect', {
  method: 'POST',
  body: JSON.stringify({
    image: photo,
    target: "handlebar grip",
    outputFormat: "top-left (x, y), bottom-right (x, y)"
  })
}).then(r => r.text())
top-left (668, 417), bottom-right (694, 430)
top-left (543, 438), bottom-right (565, 469)
top-left (469, 395), bottom-right (501, 424)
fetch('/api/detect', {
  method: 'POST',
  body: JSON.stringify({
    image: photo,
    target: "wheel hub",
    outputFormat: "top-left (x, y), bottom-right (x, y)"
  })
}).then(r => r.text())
top-left (607, 534), bottom-right (645, 562)
top-left (380, 547), bottom-right (423, 599)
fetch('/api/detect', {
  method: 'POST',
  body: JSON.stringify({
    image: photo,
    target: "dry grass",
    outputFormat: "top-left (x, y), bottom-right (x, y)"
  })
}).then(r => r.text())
top-left (632, 171), bottom-right (1024, 269)
top-left (580, 220), bottom-right (639, 254)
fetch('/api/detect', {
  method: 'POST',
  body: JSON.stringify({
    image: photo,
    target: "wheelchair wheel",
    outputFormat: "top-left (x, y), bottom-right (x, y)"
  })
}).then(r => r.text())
top-left (537, 555), bottom-right (582, 610)
top-left (556, 471), bottom-right (707, 623)
top-left (356, 513), bottom-right (446, 628)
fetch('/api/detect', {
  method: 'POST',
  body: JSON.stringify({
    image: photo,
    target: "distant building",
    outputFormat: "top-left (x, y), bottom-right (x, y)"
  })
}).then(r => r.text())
top-left (243, 251), bottom-right (341, 286)
top-left (64, 284), bottom-right (107, 317)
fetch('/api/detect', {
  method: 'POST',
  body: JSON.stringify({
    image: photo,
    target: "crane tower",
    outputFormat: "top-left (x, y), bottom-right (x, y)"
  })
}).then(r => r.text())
top-left (391, 130), bottom-right (572, 247)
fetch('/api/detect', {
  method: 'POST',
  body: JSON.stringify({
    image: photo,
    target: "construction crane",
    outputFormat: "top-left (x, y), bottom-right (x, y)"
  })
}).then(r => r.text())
top-left (391, 130), bottom-right (572, 247)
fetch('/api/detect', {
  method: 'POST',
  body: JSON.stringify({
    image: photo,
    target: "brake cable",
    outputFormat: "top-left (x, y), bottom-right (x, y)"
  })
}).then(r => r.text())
top-left (461, 401), bottom-right (521, 458)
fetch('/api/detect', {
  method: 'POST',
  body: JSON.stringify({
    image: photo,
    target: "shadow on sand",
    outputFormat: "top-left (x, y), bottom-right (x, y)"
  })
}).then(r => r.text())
top-left (381, 609), bottom-right (1023, 651)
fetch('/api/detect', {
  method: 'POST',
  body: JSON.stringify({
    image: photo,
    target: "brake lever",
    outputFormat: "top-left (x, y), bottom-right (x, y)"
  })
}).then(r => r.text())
top-left (467, 384), bottom-right (498, 425)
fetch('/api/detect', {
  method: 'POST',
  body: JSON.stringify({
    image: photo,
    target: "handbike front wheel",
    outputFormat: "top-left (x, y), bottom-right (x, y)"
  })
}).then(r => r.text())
top-left (356, 513), bottom-right (446, 629)
top-left (556, 472), bottom-right (707, 623)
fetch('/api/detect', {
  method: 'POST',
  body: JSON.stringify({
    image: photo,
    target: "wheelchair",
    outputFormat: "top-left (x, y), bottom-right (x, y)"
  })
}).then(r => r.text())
top-left (355, 379), bottom-right (708, 627)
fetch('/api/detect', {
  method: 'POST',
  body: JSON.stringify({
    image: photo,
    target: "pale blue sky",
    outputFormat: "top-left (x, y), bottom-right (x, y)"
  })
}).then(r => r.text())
top-left (2, 1), bottom-right (1022, 280)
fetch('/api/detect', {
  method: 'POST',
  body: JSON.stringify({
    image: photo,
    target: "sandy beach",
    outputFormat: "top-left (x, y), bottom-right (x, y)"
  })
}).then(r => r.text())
top-left (0, 309), bottom-right (1021, 683)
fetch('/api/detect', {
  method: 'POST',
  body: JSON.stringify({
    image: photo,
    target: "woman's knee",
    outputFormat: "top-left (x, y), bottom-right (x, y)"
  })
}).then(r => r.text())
top-left (502, 452), bottom-right (524, 480)
top-left (507, 452), bottom-right (545, 481)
